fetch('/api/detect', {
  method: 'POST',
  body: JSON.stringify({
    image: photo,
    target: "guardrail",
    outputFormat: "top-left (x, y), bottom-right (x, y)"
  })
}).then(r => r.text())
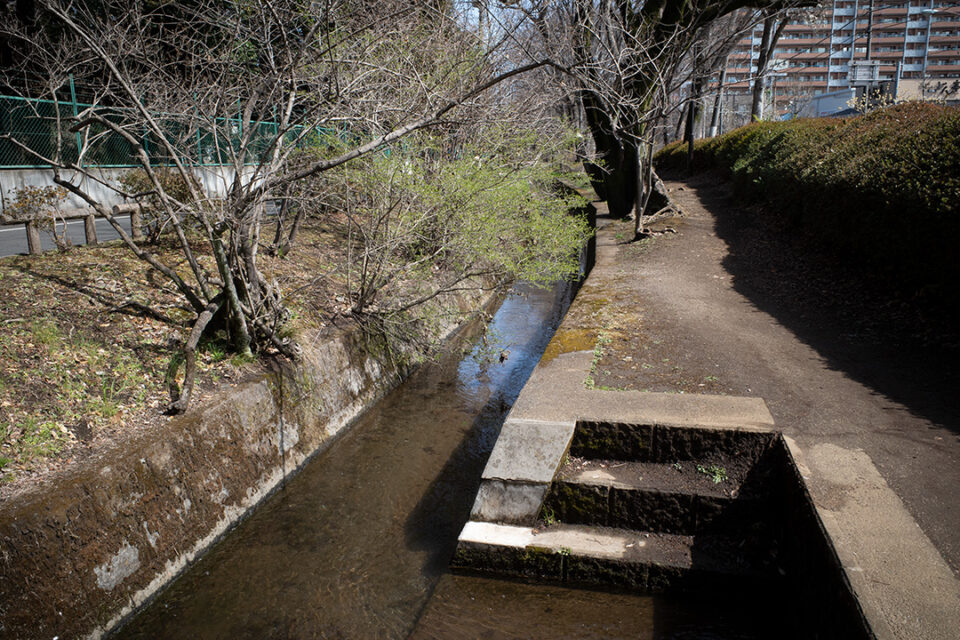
top-left (5, 203), bottom-right (142, 254)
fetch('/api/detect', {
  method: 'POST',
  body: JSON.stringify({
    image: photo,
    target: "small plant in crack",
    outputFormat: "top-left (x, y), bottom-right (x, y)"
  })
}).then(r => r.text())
top-left (584, 329), bottom-right (613, 389)
top-left (672, 462), bottom-right (683, 472)
top-left (541, 506), bottom-right (558, 527)
top-left (697, 464), bottom-right (727, 484)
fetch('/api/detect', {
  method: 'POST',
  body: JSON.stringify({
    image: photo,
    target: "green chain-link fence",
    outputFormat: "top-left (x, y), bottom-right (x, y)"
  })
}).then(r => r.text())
top-left (0, 93), bottom-right (344, 169)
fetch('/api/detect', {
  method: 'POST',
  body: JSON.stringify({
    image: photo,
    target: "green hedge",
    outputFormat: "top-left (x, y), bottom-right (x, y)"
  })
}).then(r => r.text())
top-left (656, 103), bottom-right (960, 309)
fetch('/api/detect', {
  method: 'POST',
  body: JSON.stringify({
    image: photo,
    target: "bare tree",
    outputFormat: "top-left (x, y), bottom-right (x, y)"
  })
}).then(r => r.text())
top-left (749, 4), bottom-right (826, 121)
top-left (0, 0), bottom-right (558, 412)
top-left (497, 1), bottom-right (794, 236)
top-left (750, 10), bottom-right (791, 120)
top-left (681, 12), bottom-right (757, 167)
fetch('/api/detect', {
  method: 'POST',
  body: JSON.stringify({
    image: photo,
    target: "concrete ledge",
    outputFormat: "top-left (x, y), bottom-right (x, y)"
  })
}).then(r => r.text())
top-left (453, 522), bottom-right (764, 594)
top-left (482, 419), bottom-right (576, 483)
top-left (459, 521), bottom-right (635, 560)
top-left (469, 419), bottom-right (575, 525)
top-left (786, 438), bottom-right (960, 640)
top-left (470, 479), bottom-right (550, 525)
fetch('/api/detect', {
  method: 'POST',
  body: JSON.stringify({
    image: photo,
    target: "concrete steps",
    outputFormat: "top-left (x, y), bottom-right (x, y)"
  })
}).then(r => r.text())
top-left (455, 421), bottom-right (787, 593)
top-left (453, 415), bottom-right (877, 637)
top-left (452, 520), bottom-right (774, 593)
top-left (545, 458), bottom-right (771, 535)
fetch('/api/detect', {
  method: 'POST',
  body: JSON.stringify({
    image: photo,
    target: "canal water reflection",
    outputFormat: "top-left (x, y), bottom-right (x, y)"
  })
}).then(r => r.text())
top-left (113, 281), bottom-right (781, 639)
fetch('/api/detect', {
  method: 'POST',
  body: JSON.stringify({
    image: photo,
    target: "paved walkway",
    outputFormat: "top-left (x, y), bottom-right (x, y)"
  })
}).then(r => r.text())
top-left (514, 173), bottom-right (960, 639)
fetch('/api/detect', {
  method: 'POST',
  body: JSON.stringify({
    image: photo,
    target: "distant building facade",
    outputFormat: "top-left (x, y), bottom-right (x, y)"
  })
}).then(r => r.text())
top-left (724, 0), bottom-right (960, 120)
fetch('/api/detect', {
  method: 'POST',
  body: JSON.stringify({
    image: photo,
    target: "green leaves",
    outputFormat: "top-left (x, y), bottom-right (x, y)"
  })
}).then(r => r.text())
top-left (322, 125), bottom-right (591, 318)
top-left (655, 102), bottom-right (960, 320)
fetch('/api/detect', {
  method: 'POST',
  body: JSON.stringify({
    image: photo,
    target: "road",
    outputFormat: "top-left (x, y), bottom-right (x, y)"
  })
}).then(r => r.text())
top-left (0, 215), bottom-right (132, 257)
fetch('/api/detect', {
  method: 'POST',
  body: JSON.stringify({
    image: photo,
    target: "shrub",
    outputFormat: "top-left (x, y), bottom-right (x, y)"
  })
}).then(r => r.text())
top-left (118, 168), bottom-right (202, 243)
top-left (655, 103), bottom-right (960, 311)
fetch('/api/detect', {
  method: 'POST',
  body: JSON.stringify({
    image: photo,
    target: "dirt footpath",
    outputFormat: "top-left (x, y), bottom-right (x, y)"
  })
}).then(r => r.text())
top-left (591, 172), bottom-right (960, 577)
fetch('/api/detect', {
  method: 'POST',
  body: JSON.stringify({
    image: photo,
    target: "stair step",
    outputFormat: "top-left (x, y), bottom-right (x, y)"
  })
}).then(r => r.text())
top-left (560, 459), bottom-right (745, 497)
top-left (453, 521), bottom-right (778, 593)
top-left (569, 421), bottom-right (775, 464)
top-left (544, 459), bottom-right (772, 535)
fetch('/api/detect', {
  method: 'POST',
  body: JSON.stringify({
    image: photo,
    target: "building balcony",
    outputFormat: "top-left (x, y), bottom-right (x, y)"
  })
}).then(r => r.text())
top-left (780, 52), bottom-right (831, 60)
top-left (778, 38), bottom-right (832, 46)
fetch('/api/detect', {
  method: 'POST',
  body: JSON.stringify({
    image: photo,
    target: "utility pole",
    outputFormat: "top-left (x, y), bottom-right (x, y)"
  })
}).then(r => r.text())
top-left (850, 0), bottom-right (860, 67)
top-left (473, 0), bottom-right (486, 43)
top-left (865, 0), bottom-right (877, 107)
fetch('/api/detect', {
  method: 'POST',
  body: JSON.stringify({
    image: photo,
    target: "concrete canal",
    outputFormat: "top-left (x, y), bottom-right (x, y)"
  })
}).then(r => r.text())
top-left (111, 281), bottom-right (784, 639)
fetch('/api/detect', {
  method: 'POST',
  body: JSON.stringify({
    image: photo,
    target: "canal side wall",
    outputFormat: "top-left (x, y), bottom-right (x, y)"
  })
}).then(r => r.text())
top-left (0, 285), bottom-right (496, 640)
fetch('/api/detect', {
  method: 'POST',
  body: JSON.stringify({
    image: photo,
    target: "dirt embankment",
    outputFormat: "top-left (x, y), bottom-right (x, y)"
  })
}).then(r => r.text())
top-left (0, 223), bottom-right (348, 496)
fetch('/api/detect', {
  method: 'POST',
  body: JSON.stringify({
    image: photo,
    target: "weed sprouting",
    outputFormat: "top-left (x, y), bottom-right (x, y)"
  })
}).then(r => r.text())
top-left (584, 329), bottom-right (612, 389)
top-left (32, 320), bottom-right (62, 347)
top-left (541, 506), bottom-right (558, 527)
top-left (229, 352), bottom-right (257, 367)
top-left (696, 464), bottom-right (728, 484)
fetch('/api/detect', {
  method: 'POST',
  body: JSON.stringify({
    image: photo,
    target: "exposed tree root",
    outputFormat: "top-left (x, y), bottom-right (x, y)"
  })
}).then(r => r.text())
top-left (166, 299), bottom-right (222, 415)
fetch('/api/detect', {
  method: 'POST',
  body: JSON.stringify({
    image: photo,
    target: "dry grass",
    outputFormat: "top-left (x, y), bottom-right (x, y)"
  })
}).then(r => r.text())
top-left (0, 220), bottom-right (347, 492)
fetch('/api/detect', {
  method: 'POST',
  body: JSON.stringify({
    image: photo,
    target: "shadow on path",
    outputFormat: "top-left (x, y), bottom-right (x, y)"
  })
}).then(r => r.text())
top-left (676, 170), bottom-right (960, 435)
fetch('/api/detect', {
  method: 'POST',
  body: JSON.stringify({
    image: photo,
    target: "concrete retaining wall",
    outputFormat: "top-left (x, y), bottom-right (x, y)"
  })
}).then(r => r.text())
top-left (0, 166), bottom-right (240, 218)
top-left (0, 288), bottom-right (494, 640)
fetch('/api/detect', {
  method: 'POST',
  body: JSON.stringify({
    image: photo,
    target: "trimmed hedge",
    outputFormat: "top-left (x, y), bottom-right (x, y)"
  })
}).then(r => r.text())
top-left (656, 103), bottom-right (960, 309)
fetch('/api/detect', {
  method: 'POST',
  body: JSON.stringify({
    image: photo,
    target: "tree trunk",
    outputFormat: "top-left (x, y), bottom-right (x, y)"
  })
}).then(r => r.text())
top-left (598, 140), bottom-right (637, 219)
top-left (644, 170), bottom-right (671, 217)
top-left (685, 77), bottom-right (703, 173)
top-left (673, 108), bottom-right (686, 143)
top-left (581, 89), bottom-right (638, 218)
top-left (709, 61), bottom-right (728, 137)
top-left (167, 299), bottom-right (222, 414)
top-left (751, 15), bottom-right (790, 122)
top-left (751, 17), bottom-right (775, 121)
top-left (279, 204), bottom-right (305, 257)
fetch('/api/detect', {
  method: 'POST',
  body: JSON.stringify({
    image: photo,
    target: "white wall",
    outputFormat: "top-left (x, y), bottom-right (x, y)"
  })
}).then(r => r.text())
top-left (0, 166), bottom-right (245, 219)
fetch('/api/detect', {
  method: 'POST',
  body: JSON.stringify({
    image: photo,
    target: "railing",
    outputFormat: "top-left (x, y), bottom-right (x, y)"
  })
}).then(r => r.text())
top-left (4, 203), bottom-right (142, 255)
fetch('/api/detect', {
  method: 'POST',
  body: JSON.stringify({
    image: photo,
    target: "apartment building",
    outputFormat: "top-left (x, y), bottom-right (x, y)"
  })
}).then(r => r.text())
top-left (724, 0), bottom-right (960, 117)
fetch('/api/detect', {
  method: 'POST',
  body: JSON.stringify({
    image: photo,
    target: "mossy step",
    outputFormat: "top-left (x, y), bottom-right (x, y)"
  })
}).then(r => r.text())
top-left (452, 521), bottom-right (777, 593)
top-left (545, 459), bottom-right (773, 535)
top-left (559, 459), bottom-right (747, 498)
top-left (569, 421), bottom-right (775, 465)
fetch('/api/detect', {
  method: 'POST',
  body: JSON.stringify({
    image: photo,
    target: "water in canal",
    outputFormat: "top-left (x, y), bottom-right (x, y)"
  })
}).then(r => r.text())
top-left (113, 282), bottom-right (782, 639)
